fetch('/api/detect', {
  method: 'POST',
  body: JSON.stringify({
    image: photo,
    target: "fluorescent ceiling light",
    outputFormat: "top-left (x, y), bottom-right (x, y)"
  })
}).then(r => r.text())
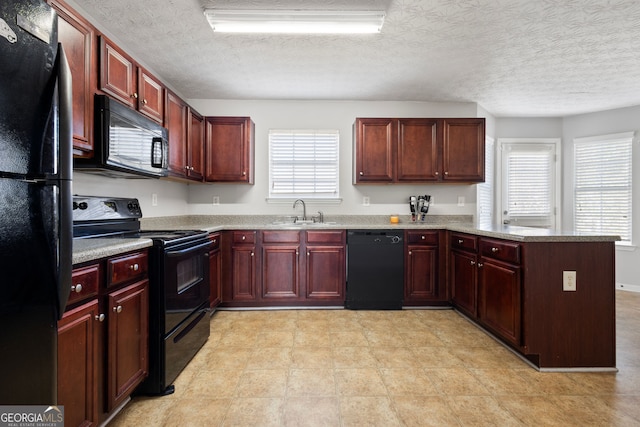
top-left (204, 9), bottom-right (385, 34)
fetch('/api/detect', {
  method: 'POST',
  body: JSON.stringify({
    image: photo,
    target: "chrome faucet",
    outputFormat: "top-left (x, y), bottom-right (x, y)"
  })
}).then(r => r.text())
top-left (293, 199), bottom-right (306, 222)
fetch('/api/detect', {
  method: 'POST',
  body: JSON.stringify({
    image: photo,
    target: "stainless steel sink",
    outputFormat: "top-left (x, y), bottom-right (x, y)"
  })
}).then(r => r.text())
top-left (270, 220), bottom-right (338, 227)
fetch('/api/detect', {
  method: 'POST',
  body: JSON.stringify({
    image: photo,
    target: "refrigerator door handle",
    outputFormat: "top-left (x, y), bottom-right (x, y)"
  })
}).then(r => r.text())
top-left (57, 43), bottom-right (73, 181)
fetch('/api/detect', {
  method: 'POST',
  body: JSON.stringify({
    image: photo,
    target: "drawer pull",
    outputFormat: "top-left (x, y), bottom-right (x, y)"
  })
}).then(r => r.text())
top-left (477, 263), bottom-right (484, 268)
top-left (242, 235), bottom-right (246, 241)
top-left (421, 235), bottom-right (426, 240)
top-left (491, 247), bottom-right (499, 253)
top-left (470, 260), bottom-right (475, 266)
top-left (458, 239), bottom-right (464, 244)
top-left (113, 305), bottom-right (123, 313)
top-left (95, 314), bottom-right (105, 322)
top-left (409, 250), bottom-right (412, 255)
top-left (129, 263), bottom-right (139, 271)
top-left (71, 284), bottom-right (83, 293)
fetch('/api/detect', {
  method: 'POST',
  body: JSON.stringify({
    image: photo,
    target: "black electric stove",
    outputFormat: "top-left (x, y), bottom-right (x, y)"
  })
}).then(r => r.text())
top-left (73, 195), bottom-right (211, 396)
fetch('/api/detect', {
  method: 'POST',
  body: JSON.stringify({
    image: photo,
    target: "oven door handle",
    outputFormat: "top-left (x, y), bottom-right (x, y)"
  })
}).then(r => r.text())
top-left (166, 240), bottom-right (211, 258)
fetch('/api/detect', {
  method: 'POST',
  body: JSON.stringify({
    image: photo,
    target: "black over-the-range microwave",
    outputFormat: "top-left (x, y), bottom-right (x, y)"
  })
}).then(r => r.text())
top-left (74, 94), bottom-right (169, 178)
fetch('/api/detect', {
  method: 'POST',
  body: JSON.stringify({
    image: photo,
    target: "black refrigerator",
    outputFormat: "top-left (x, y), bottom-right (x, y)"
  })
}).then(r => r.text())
top-left (0, 0), bottom-right (73, 404)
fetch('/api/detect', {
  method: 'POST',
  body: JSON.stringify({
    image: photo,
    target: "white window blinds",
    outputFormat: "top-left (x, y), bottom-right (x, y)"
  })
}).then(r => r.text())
top-left (500, 141), bottom-right (557, 229)
top-left (477, 137), bottom-right (494, 228)
top-left (574, 133), bottom-right (633, 242)
top-left (269, 130), bottom-right (339, 198)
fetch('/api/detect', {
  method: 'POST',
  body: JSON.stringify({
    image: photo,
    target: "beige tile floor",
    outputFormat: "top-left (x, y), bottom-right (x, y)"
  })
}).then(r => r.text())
top-left (110, 290), bottom-right (640, 426)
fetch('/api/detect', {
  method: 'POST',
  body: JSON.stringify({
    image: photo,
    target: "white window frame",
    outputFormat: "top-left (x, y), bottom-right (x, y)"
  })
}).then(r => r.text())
top-left (573, 132), bottom-right (633, 244)
top-left (268, 129), bottom-right (340, 201)
top-left (496, 138), bottom-right (561, 230)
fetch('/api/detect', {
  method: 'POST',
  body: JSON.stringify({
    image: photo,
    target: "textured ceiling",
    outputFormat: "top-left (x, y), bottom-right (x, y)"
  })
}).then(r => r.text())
top-left (71, 0), bottom-right (640, 117)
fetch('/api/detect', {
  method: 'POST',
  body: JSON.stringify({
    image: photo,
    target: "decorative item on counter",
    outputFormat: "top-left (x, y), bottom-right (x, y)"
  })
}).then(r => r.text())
top-left (390, 214), bottom-right (399, 224)
top-left (409, 195), bottom-right (431, 221)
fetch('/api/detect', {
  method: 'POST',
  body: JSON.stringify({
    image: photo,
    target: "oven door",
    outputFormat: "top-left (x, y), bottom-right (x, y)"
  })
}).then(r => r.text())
top-left (163, 238), bottom-right (210, 334)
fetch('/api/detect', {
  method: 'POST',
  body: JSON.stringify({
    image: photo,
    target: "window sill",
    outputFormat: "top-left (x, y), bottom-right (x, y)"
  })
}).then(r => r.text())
top-left (266, 198), bottom-right (343, 205)
top-left (615, 242), bottom-right (636, 252)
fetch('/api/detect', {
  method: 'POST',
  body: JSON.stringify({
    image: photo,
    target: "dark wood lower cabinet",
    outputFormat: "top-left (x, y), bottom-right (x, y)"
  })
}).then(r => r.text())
top-left (220, 230), bottom-right (345, 307)
top-left (106, 280), bottom-right (149, 411)
top-left (58, 300), bottom-right (99, 427)
top-left (477, 258), bottom-right (521, 347)
top-left (61, 251), bottom-right (149, 426)
top-left (306, 244), bottom-right (345, 301)
top-left (450, 249), bottom-right (477, 318)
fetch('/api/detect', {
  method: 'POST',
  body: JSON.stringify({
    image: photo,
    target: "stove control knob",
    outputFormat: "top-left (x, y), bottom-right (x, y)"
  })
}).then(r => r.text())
top-left (73, 201), bottom-right (78, 210)
top-left (78, 202), bottom-right (88, 210)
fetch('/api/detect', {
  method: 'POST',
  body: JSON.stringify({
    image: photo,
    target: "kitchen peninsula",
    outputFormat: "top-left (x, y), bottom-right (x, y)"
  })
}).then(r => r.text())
top-left (73, 215), bottom-right (618, 371)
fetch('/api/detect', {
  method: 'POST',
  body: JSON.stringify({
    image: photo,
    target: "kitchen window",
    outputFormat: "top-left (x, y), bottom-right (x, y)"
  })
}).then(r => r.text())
top-left (497, 139), bottom-right (560, 229)
top-left (574, 132), bottom-right (633, 243)
top-left (268, 129), bottom-right (339, 199)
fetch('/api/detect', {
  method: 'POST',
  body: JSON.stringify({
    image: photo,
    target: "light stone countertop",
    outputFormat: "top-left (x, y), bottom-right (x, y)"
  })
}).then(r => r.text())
top-left (72, 214), bottom-right (619, 265)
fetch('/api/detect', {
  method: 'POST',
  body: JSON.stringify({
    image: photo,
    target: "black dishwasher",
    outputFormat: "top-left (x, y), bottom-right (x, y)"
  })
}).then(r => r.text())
top-left (346, 230), bottom-right (404, 309)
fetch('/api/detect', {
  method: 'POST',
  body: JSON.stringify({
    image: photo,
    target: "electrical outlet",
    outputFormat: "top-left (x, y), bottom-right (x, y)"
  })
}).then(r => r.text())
top-left (563, 271), bottom-right (577, 291)
top-left (363, 196), bottom-right (370, 206)
top-left (151, 193), bottom-right (158, 206)
top-left (213, 196), bottom-right (220, 205)
top-left (457, 196), bottom-right (465, 207)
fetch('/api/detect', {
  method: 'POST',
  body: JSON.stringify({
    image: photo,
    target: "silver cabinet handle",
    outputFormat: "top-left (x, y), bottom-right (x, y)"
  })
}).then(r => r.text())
top-left (421, 235), bottom-right (425, 240)
top-left (129, 263), bottom-right (139, 271)
top-left (435, 171), bottom-right (439, 176)
top-left (95, 314), bottom-right (105, 322)
top-left (477, 263), bottom-right (483, 268)
top-left (242, 235), bottom-right (246, 241)
top-left (458, 239), bottom-right (464, 244)
top-left (113, 305), bottom-right (123, 313)
top-left (250, 252), bottom-right (254, 257)
top-left (444, 171), bottom-right (449, 175)
top-left (409, 251), bottom-right (412, 255)
top-left (359, 171), bottom-right (363, 176)
top-left (470, 260), bottom-right (475, 265)
top-left (491, 247), bottom-right (499, 252)
top-left (71, 284), bottom-right (83, 293)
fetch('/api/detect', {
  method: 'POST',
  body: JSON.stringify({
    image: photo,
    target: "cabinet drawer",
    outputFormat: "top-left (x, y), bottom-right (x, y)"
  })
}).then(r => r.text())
top-left (209, 232), bottom-right (221, 250)
top-left (451, 233), bottom-right (477, 251)
top-left (262, 230), bottom-right (300, 244)
top-left (406, 230), bottom-right (439, 245)
top-left (480, 239), bottom-right (521, 264)
top-left (69, 263), bottom-right (100, 305)
top-left (107, 251), bottom-right (148, 288)
top-left (306, 230), bottom-right (345, 244)
top-left (232, 231), bottom-right (256, 244)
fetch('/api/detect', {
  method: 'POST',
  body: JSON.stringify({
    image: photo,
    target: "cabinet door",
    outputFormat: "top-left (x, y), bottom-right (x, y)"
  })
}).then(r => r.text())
top-left (262, 245), bottom-right (301, 300)
top-left (107, 280), bottom-right (149, 411)
top-left (205, 117), bottom-right (254, 183)
top-left (450, 250), bottom-right (477, 317)
top-left (231, 245), bottom-right (257, 301)
top-left (187, 109), bottom-right (205, 181)
top-left (50, 0), bottom-right (95, 156)
top-left (397, 119), bottom-right (439, 181)
top-left (306, 245), bottom-right (345, 301)
top-left (137, 68), bottom-right (164, 123)
top-left (478, 259), bottom-right (521, 346)
top-left (165, 91), bottom-right (188, 177)
top-left (405, 245), bottom-right (438, 302)
top-left (58, 299), bottom-right (100, 427)
top-left (442, 118), bottom-right (485, 182)
top-left (354, 118), bottom-right (395, 183)
top-left (99, 36), bottom-right (136, 109)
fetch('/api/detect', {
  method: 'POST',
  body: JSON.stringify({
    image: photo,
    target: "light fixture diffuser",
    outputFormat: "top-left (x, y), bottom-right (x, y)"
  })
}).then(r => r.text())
top-left (204, 9), bottom-right (385, 34)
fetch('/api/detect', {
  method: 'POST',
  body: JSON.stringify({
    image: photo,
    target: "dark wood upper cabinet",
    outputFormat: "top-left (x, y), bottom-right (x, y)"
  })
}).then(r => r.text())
top-left (205, 117), bottom-right (255, 183)
top-left (397, 119), bottom-right (440, 181)
top-left (442, 118), bottom-right (485, 182)
top-left (99, 36), bottom-right (136, 109)
top-left (137, 68), bottom-right (164, 123)
top-left (98, 36), bottom-right (164, 124)
top-left (354, 118), bottom-right (395, 182)
top-left (354, 117), bottom-right (485, 183)
top-left (187, 108), bottom-right (205, 181)
top-left (165, 90), bottom-right (188, 177)
top-left (49, 0), bottom-right (96, 157)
